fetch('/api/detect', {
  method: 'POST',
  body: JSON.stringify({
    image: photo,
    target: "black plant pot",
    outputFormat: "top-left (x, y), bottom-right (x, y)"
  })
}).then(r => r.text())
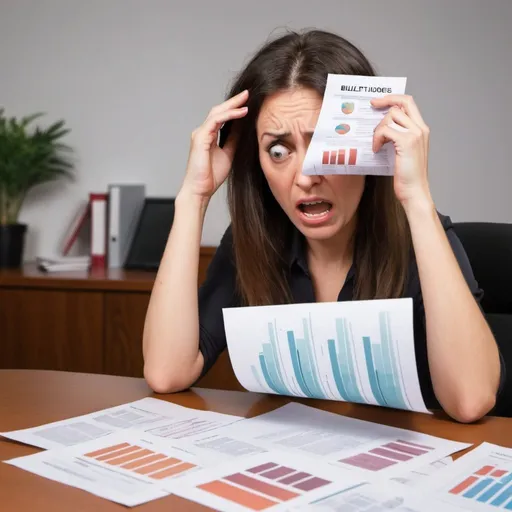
top-left (0, 223), bottom-right (27, 268)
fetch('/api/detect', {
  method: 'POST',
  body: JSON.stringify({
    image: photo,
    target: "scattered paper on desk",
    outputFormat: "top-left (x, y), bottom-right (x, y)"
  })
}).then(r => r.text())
top-left (0, 397), bottom-right (243, 450)
top-left (302, 73), bottom-right (407, 176)
top-left (417, 442), bottom-right (512, 511)
top-left (223, 298), bottom-right (430, 414)
top-left (391, 456), bottom-right (454, 487)
top-left (179, 403), bottom-right (470, 478)
top-left (166, 449), bottom-right (367, 512)
top-left (4, 431), bottom-right (202, 507)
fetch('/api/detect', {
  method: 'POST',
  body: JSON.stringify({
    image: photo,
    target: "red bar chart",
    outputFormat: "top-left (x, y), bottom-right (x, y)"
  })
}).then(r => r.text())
top-left (197, 460), bottom-right (331, 511)
top-left (340, 439), bottom-right (435, 472)
top-left (321, 148), bottom-right (358, 167)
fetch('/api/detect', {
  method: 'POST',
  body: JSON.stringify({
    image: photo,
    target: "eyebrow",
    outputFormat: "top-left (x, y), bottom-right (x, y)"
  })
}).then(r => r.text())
top-left (260, 130), bottom-right (315, 141)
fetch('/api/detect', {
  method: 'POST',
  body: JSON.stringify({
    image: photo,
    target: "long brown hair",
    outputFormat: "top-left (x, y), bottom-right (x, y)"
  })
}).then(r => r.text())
top-left (226, 29), bottom-right (411, 306)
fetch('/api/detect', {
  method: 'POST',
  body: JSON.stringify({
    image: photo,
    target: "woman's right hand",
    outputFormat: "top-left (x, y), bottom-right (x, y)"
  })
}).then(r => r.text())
top-left (180, 89), bottom-right (249, 200)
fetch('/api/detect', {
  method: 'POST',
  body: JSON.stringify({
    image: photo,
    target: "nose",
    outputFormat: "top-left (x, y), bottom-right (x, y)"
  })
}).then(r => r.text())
top-left (294, 150), bottom-right (322, 189)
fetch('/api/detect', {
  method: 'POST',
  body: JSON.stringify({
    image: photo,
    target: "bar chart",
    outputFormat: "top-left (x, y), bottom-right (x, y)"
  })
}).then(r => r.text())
top-left (84, 441), bottom-right (196, 480)
top-left (196, 461), bottom-right (332, 510)
top-left (223, 299), bottom-right (428, 413)
top-left (448, 464), bottom-right (512, 509)
top-left (339, 439), bottom-right (435, 472)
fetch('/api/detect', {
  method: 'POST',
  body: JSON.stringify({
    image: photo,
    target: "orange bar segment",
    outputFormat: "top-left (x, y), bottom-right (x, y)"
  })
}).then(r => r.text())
top-left (492, 469), bottom-right (507, 478)
top-left (449, 476), bottom-right (479, 495)
top-left (348, 148), bottom-right (357, 165)
top-left (225, 473), bottom-right (299, 501)
top-left (322, 151), bottom-right (329, 165)
top-left (121, 453), bottom-right (167, 470)
top-left (106, 448), bottom-right (153, 466)
top-left (150, 462), bottom-right (196, 480)
top-left (96, 445), bottom-right (141, 461)
top-left (134, 457), bottom-right (181, 475)
top-left (475, 465), bottom-right (495, 476)
top-left (85, 442), bottom-right (130, 458)
top-left (199, 480), bottom-right (278, 511)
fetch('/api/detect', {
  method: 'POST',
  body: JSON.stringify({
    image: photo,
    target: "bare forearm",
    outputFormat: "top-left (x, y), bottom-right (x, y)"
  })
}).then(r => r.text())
top-left (405, 200), bottom-right (500, 422)
top-left (142, 191), bottom-right (208, 392)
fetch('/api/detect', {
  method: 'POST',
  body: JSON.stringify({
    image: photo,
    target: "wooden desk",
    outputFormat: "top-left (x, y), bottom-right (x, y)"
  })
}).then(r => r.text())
top-left (1, 370), bottom-right (511, 511)
top-left (0, 250), bottom-right (216, 379)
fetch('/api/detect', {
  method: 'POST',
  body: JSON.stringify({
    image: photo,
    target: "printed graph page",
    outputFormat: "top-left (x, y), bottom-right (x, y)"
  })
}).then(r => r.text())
top-left (390, 456), bottom-right (454, 487)
top-left (0, 397), bottom-right (242, 450)
top-left (165, 449), bottom-right (367, 512)
top-left (223, 298), bottom-right (429, 413)
top-left (418, 442), bottom-right (512, 511)
top-left (302, 73), bottom-right (407, 176)
top-left (4, 431), bottom-right (203, 507)
top-left (178, 403), bottom-right (470, 478)
top-left (290, 480), bottom-right (463, 511)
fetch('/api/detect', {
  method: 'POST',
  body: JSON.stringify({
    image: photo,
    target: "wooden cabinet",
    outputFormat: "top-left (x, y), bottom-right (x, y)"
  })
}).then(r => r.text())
top-left (0, 248), bottom-right (244, 391)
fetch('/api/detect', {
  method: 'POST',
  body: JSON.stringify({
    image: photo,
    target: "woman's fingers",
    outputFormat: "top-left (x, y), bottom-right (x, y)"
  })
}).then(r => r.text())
top-left (207, 89), bottom-right (249, 119)
top-left (193, 107), bottom-right (248, 147)
top-left (372, 106), bottom-right (423, 152)
top-left (371, 94), bottom-right (428, 132)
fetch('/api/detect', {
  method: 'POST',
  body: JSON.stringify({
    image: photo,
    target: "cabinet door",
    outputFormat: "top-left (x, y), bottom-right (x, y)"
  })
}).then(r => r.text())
top-left (0, 289), bottom-right (103, 373)
top-left (104, 292), bottom-right (149, 377)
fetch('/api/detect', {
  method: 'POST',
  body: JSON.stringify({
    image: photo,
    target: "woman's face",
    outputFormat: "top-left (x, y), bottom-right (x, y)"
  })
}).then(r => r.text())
top-left (256, 87), bottom-right (365, 242)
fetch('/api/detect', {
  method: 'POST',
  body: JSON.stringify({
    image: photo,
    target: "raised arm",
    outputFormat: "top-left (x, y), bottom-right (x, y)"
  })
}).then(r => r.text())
top-left (142, 90), bottom-right (248, 393)
top-left (372, 94), bottom-right (501, 423)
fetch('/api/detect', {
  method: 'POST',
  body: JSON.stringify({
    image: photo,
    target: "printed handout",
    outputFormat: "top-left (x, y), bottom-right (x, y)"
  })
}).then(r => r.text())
top-left (223, 298), bottom-right (430, 413)
top-left (5, 430), bottom-right (203, 507)
top-left (302, 73), bottom-right (407, 176)
top-left (0, 397), bottom-right (243, 450)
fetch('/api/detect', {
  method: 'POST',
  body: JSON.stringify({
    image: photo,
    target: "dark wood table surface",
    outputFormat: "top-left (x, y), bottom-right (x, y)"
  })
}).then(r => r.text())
top-left (1, 370), bottom-right (511, 511)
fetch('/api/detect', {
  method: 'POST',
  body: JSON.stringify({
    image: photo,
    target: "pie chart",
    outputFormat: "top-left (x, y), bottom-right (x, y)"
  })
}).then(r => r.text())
top-left (342, 102), bottom-right (355, 114)
top-left (335, 123), bottom-right (351, 135)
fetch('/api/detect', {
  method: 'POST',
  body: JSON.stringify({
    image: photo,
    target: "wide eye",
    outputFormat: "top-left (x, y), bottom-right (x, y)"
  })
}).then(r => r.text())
top-left (268, 143), bottom-right (290, 161)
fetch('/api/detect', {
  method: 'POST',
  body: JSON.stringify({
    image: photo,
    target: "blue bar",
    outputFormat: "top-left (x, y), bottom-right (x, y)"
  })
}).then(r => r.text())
top-left (301, 318), bottom-right (325, 398)
top-left (287, 331), bottom-right (311, 397)
top-left (296, 338), bottom-right (325, 399)
top-left (362, 336), bottom-right (387, 406)
top-left (479, 473), bottom-right (512, 503)
top-left (372, 347), bottom-right (390, 406)
top-left (379, 312), bottom-right (407, 409)
top-left (505, 498), bottom-right (512, 510)
top-left (335, 318), bottom-right (364, 403)
top-left (491, 480), bottom-right (512, 506)
top-left (268, 322), bottom-right (286, 389)
top-left (463, 478), bottom-right (494, 498)
top-left (327, 339), bottom-right (350, 401)
top-left (262, 344), bottom-right (288, 395)
top-left (259, 354), bottom-right (281, 394)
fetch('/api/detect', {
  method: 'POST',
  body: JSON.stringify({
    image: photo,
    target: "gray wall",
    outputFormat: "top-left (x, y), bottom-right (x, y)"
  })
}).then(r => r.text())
top-left (1, 0), bottom-right (510, 260)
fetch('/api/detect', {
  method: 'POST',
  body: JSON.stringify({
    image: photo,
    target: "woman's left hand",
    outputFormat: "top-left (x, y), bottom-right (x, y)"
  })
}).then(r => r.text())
top-left (371, 94), bottom-right (432, 210)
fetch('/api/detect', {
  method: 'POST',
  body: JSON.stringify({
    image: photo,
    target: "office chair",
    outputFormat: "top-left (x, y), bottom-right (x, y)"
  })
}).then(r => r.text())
top-left (453, 222), bottom-right (512, 417)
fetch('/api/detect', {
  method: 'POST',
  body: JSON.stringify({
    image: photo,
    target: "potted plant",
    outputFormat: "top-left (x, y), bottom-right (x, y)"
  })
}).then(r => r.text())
top-left (0, 108), bottom-right (74, 268)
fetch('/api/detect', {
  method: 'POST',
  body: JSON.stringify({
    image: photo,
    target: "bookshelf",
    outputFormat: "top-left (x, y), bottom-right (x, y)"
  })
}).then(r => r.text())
top-left (0, 247), bottom-right (245, 392)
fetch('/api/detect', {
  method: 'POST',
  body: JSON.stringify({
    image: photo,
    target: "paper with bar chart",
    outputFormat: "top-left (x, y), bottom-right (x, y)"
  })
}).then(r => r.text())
top-left (167, 450), bottom-right (367, 512)
top-left (223, 298), bottom-right (429, 413)
top-left (0, 397), bottom-right (242, 450)
top-left (302, 73), bottom-right (407, 176)
top-left (4, 431), bottom-right (202, 507)
top-left (420, 442), bottom-right (512, 511)
top-left (178, 404), bottom-right (470, 478)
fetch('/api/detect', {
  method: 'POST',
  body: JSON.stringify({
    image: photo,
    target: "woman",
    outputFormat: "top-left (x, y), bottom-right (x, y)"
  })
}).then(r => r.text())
top-left (142, 29), bottom-right (504, 423)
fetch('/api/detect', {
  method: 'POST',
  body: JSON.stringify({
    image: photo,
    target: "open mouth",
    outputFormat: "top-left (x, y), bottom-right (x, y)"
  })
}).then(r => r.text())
top-left (298, 200), bottom-right (333, 218)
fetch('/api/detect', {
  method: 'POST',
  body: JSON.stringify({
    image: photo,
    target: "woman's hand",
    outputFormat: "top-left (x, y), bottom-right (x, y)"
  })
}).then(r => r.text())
top-left (371, 95), bottom-right (432, 210)
top-left (180, 89), bottom-right (249, 200)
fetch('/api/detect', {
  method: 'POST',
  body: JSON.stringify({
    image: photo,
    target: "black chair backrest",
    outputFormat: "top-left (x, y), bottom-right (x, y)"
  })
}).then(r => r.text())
top-left (453, 222), bottom-right (512, 315)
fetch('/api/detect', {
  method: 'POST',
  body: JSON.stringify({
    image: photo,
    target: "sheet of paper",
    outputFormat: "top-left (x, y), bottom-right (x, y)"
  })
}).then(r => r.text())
top-left (391, 456), bottom-right (454, 487)
top-left (0, 397), bottom-right (242, 450)
top-left (302, 73), bottom-right (407, 176)
top-left (178, 403), bottom-right (470, 478)
top-left (223, 298), bottom-right (430, 413)
top-left (4, 431), bottom-right (203, 507)
top-left (165, 449), bottom-right (367, 512)
top-left (290, 480), bottom-right (463, 511)
top-left (418, 442), bottom-right (512, 511)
